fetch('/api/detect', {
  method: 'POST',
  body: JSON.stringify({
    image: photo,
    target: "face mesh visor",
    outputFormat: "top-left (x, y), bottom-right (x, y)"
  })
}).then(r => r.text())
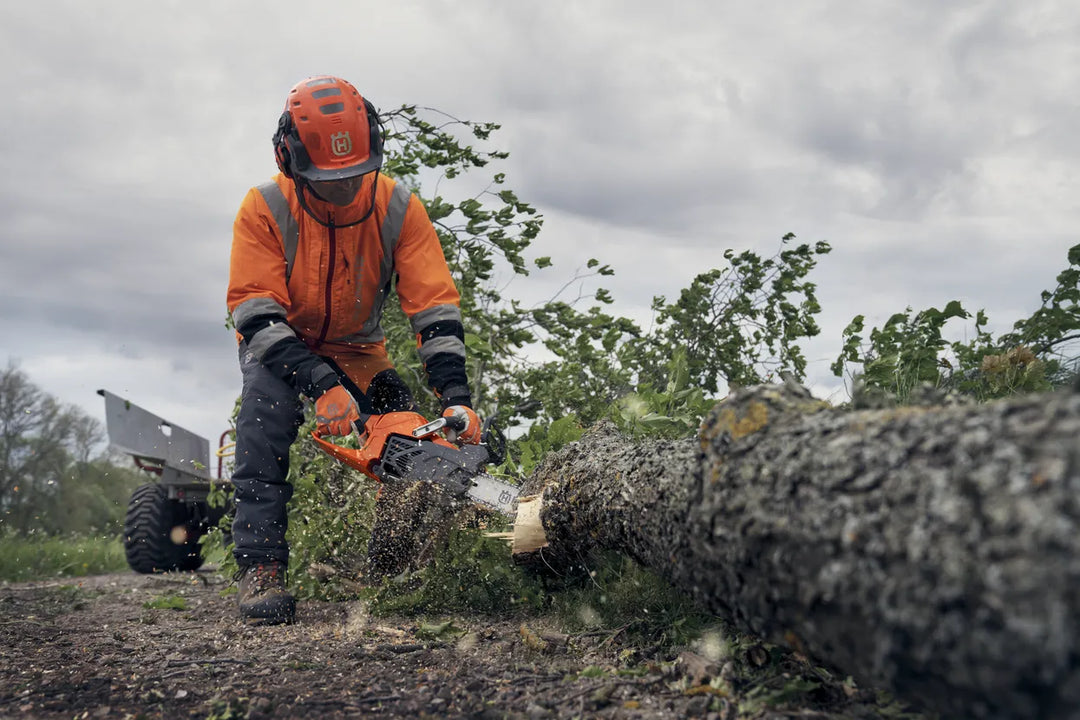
top-left (298, 173), bottom-right (379, 227)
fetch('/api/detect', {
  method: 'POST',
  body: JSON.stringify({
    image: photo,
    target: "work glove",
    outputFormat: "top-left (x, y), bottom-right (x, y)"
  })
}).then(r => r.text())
top-left (441, 405), bottom-right (482, 445)
top-left (315, 385), bottom-right (361, 437)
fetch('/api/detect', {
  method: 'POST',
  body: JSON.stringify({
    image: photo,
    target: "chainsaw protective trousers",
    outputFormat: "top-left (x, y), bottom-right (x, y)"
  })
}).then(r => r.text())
top-left (231, 343), bottom-right (305, 567)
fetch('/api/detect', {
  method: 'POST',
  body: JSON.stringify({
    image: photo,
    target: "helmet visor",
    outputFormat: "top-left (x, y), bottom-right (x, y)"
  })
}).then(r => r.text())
top-left (297, 171), bottom-right (379, 226)
top-left (310, 175), bottom-right (367, 206)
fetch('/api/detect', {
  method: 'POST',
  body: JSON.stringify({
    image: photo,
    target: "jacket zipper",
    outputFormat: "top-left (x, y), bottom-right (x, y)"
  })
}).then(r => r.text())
top-left (317, 215), bottom-right (336, 346)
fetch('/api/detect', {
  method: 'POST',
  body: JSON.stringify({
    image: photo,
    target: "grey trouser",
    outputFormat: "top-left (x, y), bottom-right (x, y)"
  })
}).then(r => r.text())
top-left (231, 344), bottom-right (305, 566)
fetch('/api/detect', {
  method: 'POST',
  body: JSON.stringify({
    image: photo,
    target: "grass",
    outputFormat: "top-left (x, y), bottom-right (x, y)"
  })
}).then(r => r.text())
top-left (359, 531), bottom-right (717, 656)
top-left (550, 551), bottom-right (715, 650)
top-left (0, 533), bottom-right (128, 582)
top-left (362, 526), bottom-right (547, 616)
top-left (143, 593), bottom-right (188, 610)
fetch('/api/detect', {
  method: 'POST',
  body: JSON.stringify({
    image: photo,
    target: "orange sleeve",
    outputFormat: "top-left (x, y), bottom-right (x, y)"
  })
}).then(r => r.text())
top-left (393, 194), bottom-right (461, 317)
top-left (227, 187), bottom-right (292, 316)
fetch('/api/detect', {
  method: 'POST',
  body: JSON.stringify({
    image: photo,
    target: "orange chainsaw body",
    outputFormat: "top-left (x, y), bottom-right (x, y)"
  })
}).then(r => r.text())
top-left (312, 409), bottom-right (516, 513)
top-left (310, 411), bottom-right (457, 480)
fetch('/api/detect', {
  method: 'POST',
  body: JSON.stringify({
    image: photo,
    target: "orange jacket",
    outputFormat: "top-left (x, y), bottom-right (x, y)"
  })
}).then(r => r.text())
top-left (227, 173), bottom-right (469, 402)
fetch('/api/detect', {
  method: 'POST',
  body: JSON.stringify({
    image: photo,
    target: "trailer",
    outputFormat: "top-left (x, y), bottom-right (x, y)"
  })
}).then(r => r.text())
top-left (98, 389), bottom-right (231, 573)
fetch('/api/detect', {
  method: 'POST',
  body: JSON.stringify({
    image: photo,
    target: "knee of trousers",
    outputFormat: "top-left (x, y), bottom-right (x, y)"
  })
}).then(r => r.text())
top-left (233, 345), bottom-right (305, 486)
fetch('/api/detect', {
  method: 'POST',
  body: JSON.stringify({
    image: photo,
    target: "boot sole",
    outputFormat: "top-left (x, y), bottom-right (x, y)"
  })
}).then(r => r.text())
top-left (243, 613), bottom-right (295, 627)
top-left (239, 597), bottom-right (296, 626)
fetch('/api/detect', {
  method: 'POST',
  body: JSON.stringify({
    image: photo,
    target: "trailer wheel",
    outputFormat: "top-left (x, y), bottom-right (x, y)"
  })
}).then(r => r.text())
top-left (124, 484), bottom-right (203, 574)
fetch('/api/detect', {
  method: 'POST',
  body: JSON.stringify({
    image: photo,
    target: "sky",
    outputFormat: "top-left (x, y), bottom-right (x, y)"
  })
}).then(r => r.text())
top-left (2, 0), bottom-right (1079, 468)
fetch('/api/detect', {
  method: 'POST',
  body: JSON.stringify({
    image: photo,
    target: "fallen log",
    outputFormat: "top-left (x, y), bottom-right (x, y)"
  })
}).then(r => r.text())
top-left (511, 383), bottom-right (1080, 719)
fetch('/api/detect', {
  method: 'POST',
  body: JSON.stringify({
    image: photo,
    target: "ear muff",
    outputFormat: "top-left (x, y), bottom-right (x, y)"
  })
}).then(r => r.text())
top-left (363, 98), bottom-right (384, 159)
top-left (272, 112), bottom-right (295, 178)
top-left (272, 111), bottom-right (315, 179)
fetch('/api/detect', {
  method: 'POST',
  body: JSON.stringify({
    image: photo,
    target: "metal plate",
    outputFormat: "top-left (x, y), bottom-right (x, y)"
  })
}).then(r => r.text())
top-left (98, 389), bottom-right (210, 480)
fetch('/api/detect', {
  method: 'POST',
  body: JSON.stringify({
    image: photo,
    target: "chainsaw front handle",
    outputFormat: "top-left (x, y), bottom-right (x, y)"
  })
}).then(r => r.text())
top-left (410, 416), bottom-right (449, 438)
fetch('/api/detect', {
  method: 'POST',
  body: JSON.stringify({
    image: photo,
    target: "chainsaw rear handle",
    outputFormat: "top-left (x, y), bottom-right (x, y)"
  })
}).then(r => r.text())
top-left (407, 412), bottom-right (505, 465)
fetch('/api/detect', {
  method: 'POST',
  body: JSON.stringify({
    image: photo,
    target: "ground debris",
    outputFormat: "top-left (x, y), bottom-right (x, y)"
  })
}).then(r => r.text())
top-left (0, 570), bottom-right (928, 719)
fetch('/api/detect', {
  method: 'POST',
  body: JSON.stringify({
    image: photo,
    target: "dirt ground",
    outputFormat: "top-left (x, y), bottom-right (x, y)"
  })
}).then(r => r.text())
top-left (0, 569), bottom-right (924, 720)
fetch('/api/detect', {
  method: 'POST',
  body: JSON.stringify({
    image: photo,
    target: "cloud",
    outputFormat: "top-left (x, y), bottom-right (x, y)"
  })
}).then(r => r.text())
top-left (2, 0), bottom-right (1079, 447)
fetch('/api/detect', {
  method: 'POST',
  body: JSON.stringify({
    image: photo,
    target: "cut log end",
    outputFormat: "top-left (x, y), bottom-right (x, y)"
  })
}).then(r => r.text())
top-left (510, 494), bottom-right (548, 555)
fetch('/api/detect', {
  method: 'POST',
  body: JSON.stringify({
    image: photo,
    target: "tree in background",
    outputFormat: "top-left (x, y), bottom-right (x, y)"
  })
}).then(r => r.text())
top-left (632, 236), bottom-right (831, 394)
top-left (832, 243), bottom-right (1080, 405)
top-left (0, 362), bottom-right (141, 535)
top-left (373, 106), bottom-right (831, 435)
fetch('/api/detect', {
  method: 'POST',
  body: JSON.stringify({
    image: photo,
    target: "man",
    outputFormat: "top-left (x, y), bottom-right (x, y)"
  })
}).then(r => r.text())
top-left (226, 75), bottom-right (481, 625)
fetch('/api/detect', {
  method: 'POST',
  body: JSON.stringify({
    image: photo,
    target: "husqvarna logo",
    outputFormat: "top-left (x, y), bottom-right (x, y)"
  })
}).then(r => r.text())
top-left (330, 131), bottom-right (352, 157)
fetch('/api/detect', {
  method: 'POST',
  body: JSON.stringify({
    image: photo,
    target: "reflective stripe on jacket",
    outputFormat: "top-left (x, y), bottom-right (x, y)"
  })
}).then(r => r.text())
top-left (227, 172), bottom-right (465, 391)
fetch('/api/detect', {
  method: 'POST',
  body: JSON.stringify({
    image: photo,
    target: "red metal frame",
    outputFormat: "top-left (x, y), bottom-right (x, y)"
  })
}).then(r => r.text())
top-left (217, 429), bottom-right (235, 480)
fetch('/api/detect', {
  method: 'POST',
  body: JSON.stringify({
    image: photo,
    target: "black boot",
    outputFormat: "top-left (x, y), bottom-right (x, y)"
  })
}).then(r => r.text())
top-left (235, 562), bottom-right (295, 625)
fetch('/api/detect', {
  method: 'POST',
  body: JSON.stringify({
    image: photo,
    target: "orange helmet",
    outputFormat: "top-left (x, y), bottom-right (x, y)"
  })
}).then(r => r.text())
top-left (272, 76), bottom-right (383, 183)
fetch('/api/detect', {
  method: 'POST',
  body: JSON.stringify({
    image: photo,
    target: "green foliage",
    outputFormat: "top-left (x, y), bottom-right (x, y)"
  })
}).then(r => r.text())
top-left (964, 346), bottom-right (1053, 399)
top-left (509, 415), bottom-right (584, 477)
top-left (739, 677), bottom-right (823, 715)
top-left (612, 348), bottom-right (715, 439)
top-left (281, 422), bottom-right (379, 600)
top-left (1008, 244), bottom-right (1080, 351)
top-left (552, 552), bottom-right (714, 650)
top-left (415, 620), bottom-right (467, 641)
top-left (0, 532), bottom-right (127, 581)
top-left (204, 696), bottom-right (249, 720)
top-left (365, 526), bottom-right (548, 617)
top-left (832, 301), bottom-right (970, 404)
top-left (833, 243), bottom-right (1080, 404)
top-left (638, 235), bottom-right (831, 394)
top-left (142, 594), bottom-right (187, 610)
top-left (498, 235), bottom-right (828, 430)
top-left (365, 527), bottom-right (546, 617)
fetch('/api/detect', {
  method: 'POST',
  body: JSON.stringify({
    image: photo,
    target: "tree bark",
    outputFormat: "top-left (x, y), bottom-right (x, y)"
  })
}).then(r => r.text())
top-left (512, 383), bottom-right (1080, 719)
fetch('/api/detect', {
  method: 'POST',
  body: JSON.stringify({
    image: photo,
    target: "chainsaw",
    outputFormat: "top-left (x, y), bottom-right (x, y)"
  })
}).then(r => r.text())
top-left (311, 410), bottom-right (520, 515)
